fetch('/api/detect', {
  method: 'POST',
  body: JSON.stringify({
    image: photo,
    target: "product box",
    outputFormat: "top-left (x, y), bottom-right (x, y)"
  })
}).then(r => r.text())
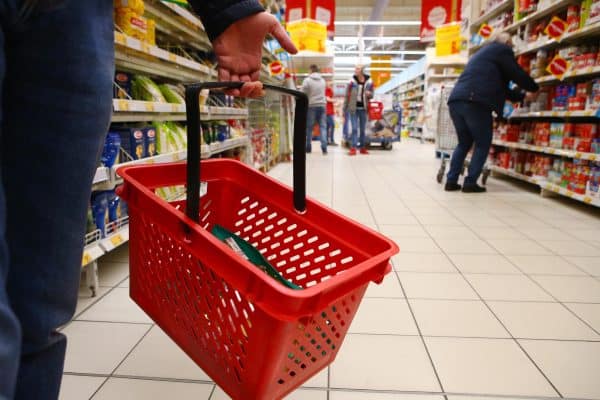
top-left (592, 138), bottom-right (600, 153)
top-left (115, 128), bottom-right (146, 160)
top-left (550, 122), bottom-right (565, 148)
top-left (114, 72), bottom-right (132, 99)
top-left (568, 96), bottom-right (586, 111)
top-left (144, 127), bottom-right (157, 157)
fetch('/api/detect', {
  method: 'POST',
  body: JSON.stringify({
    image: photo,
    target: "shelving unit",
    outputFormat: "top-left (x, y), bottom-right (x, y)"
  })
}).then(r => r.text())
top-left (493, 140), bottom-right (599, 161)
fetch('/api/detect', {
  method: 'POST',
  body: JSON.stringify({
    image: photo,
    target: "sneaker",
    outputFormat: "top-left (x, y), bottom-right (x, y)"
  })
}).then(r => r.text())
top-left (462, 184), bottom-right (487, 193)
top-left (444, 182), bottom-right (462, 191)
top-left (360, 148), bottom-right (369, 154)
top-left (348, 148), bottom-right (357, 156)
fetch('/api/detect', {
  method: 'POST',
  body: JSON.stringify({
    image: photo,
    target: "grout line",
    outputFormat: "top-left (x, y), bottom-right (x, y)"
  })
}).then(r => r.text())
top-left (73, 319), bottom-right (154, 325)
top-left (106, 324), bottom-right (155, 379)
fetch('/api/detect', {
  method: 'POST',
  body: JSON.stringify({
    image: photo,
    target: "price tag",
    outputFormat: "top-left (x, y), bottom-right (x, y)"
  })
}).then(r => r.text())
top-left (584, 110), bottom-right (593, 116)
top-left (141, 43), bottom-right (150, 53)
top-left (575, 152), bottom-right (582, 158)
top-left (146, 158), bottom-right (155, 164)
top-left (584, 197), bottom-right (592, 204)
top-left (547, 55), bottom-right (570, 80)
top-left (115, 33), bottom-right (126, 45)
top-left (566, 190), bottom-right (574, 197)
top-left (82, 252), bottom-right (92, 266)
top-left (118, 100), bottom-right (129, 111)
top-left (110, 234), bottom-right (124, 246)
top-left (172, 153), bottom-right (180, 161)
top-left (145, 103), bottom-right (155, 112)
top-left (590, 154), bottom-right (597, 161)
top-left (548, 148), bottom-right (556, 154)
top-left (544, 16), bottom-right (568, 39)
top-left (169, 53), bottom-right (177, 63)
top-left (171, 104), bottom-right (179, 112)
top-left (479, 24), bottom-right (494, 39)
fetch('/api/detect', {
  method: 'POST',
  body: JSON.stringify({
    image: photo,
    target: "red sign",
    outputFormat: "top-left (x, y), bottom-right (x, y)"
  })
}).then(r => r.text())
top-left (269, 61), bottom-right (284, 75)
top-left (547, 55), bottom-right (569, 79)
top-left (421, 0), bottom-right (462, 42)
top-left (544, 16), bottom-right (568, 39)
top-left (479, 23), bottom-right (493, 39)
top-left (285, 0), bottom-right (336, 38)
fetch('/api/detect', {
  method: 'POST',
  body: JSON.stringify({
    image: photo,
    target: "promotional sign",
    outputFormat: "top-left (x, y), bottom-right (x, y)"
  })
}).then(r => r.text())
top-left (286, 19), bottom-right (327, 53)
top-left (435, 23), bottom-right (462, 56)
top-left (269, 61), bottom-right (284, 76)
top-left (544, 16), bottom-right (568, 39)
top-left (285, 0), bottom-right (336, 38)
top-left (547, 55), bottom-right (570, 79)
top-left (478, 23), bottom-right (494, 39)
top-left (370, 56), bottom-right (392, 87)
top-left (421, 0), bottom-right (462, 42)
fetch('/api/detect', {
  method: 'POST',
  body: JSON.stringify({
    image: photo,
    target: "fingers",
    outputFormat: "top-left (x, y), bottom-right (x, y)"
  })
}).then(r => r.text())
top-left (271, 21), bottom-right (298, 54)
top-left (240, 82), bottom-right (264, 98)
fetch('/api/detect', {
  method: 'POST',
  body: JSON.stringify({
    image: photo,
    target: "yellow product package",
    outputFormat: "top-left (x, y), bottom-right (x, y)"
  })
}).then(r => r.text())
top-left (114, 0), bottom-right (144, 15)
top-left (146, 19), bottom-right (156, 45)
top-left (115, 9), bottom-right (148, 41)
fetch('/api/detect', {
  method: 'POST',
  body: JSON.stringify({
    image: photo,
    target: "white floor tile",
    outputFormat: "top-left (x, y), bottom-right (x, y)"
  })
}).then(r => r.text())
top-left (448, 254), bottom-right (521, 274)
top-left (365, 274), bottom-right (405, 298)
top-left (458, 215), bottom-right (508, 228)
top-left (77, 288), bottom-right (153, 324)
top-left (392, 253), bottom-right (457, 273)
top-left (488, 302), bottom-right (600, 340)
top-left (91, 378), bottom-right (213, 400)
top-left (398, 273), bottom-right (479, 300)
top-left (564, 256), bottom-right (600, 276)
top-left (96, 261), bottom-right (130, 288)
top-left (330, 392), bottom-right (444, 400)
top-left (74, 286), bottom-right (111, 318)
top-left (565, 228), bottom-right (600, 241)
top-left (59, 375), bottom-right (105, 400)
top-left (116, 325), bottom-right (211, 381)
top-left (537, 240), bottom-right (600, 257)
top-left (416, 214), bottom-right (463, 226)
top-left (423, 226), bottom-right (478, 240)
top-left (532, 276), bottom-right (600, 303)
top-left (564, 303), bottom-right (600, 332)
top-left (378, 225), bottom-right (429, 238)
top-left (392, 237), bottom-right (441, 253)
top-left (349, 298), bottom-right (418, 335)
top-left (410, 299), bottom-right (509, 338)
top-left (330, 335), bottom-right (441, 392)
top-left (485, 239), bottom-right (551, 255)
top-left (434, 238), bottom-right (497, 255)
top-left (119, 278), bottom-right (130, 288)
top-left (519, 340), bottom-right (600, 399)
top-left (302, 368), bottom-right (328, 388)
top-left (211, 387), bottom-right (327, 400)
top-left (63, 321), bottom-right (151, 374)
top-left (425, 337), bottom-right (557, 397)
top-left (506, 255), bottom-right (586, 276)
top-left (465, 275), bottom-right (553, 301)
top-left (517, 227), bottom-right (576, 241)
top-left (469, 226), bottom-right (528, 240)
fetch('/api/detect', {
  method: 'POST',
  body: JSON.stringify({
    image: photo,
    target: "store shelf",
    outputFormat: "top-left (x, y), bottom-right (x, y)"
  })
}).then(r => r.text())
top-left (489, 165), bottom-right (541, 184)
top-left (427, 58), bottom-right (467, 68)
top-left (509, 109), bottom-right (600, 119)
top-left (561, 21), bottom-right (600, 42)
top-left (504, 0), bottom-right (573, 33)
top-left (114, 32), bottom-right (215, 82)
top-left (400, 93), bottom-right (425, 102)
top-left (428, 74), bottom-right (461, 80)
top-left (144, 0), bottom-right (211, 51)
top-left (111, 99), bottom-right (249, 122)
top-left (100, 218), bottom-right (130, 253)
top-left (492, 140), bottom-right (599, 160)
top-left (514, 37), bottom-right (558, 56)
top-left (399, 81), bottom-right (425, 94)
top-left (472, 0), bottom-right (514, 28)
top-left (82, 230), bottom-right (104, 267)
top-left (542, 182), bottom-right (600, 206)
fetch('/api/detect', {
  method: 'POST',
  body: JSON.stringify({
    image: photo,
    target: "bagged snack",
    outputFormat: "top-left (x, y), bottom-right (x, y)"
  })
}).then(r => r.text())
top-left (159, 84), bottom-right (185, 104)
top-left (132, 76), bottom-right (167, 103)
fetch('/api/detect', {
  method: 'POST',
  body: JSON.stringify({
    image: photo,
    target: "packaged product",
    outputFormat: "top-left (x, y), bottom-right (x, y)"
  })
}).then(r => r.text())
top-left (101, 132), bottom-right (122, 168)
top-left (114, 127), bottom-right (146, 160)
top-left (580, 0), bottom-right (600, 26)
top-left (159, 84), bottom-right (185, 104)
top-left (567, 5), bottom-right (581, 32)
top-left (114, 0), bottom-right (145, 15)
top-left (146, 19), bottom-right (156, 45)
top-left (115, 8), bottom-right (148, 42)
top-left (132, 76), bottom-right (167, 103)
top-left (114, 71), bottom-right (132, 99)
top-left (144, 127), bottom-right (158, 157)
top-left (550, 123), bottom-right (565, 148)
top-left (91, 192), bottom-right (108, 237)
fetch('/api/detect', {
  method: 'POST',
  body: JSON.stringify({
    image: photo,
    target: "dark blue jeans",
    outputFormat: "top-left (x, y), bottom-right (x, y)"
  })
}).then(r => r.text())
top-left (0, 2), bottom-right (114, 399)
top-left (350, 108), bottom-right (367, 149)
top-left (446, 101), bottom-right (493, 186)
top-left (306, 106), bottom-right (327, 153)
top-left (326, 114), bottom-right (335, 143)
top-left (343, 110), bottom-right (350, 141)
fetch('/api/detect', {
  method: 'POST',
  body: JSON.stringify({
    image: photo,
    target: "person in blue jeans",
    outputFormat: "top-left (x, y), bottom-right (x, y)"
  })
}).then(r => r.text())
top-left (344, 65), bottom-right (373, 155)
top-left (445, 33), bottom-right (538, 193)
top-left (0, 1), bottom-right (296, 399)
top-left (301, 64), bottom-right (328, 154)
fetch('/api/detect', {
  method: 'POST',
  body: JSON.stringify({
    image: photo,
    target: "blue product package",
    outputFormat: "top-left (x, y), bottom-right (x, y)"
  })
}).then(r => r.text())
top-left (101, 132), bottom-right (121, 168)
top-left (115, 128), bottom-right (146, 160)
top-left (144, 127), bottom-right (158, 157)
top-left (107, 191), bottom-right (120, 222)
top-left (91, 192), bottom-right (108, 237)
top-left (114, 71), bottom-right (132, 99)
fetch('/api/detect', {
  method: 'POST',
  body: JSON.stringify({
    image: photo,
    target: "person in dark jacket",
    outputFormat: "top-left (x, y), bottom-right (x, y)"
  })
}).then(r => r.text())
top-left (0, 2), bottom-right (296, 399)
top-left (445, 33), bottom-right (539, 193)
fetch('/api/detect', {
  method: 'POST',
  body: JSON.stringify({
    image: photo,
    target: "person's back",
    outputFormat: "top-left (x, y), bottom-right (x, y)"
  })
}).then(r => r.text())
top-left (303, 72), bottom-right (326, 106)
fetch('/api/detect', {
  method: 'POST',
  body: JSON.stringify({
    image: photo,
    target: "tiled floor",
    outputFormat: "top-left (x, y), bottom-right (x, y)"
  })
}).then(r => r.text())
top-left (63, 140), bottom-right (600, 400)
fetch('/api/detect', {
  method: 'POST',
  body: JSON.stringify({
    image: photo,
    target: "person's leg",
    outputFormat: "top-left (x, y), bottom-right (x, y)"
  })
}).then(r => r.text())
top-left (343, 111), bottom-right (350, 141)
top-left (446, 102), bottom-right (475, 184)
top-left (0, 14), bottom-right (22, 399)
top-left (317, 106), bottom-right (328, 153)
top-left (350, 111), bottom-right (359, 150)
top-left (306, 107), bottom-right (316, 152)
top-left (2, 2), bottom-right (114, 398)
top-left (326, 114), bottom-right (334, 143)
top-left (463, 104), bottom-right (493, 187)
top-left (358, 109), bottom-right (368, 152)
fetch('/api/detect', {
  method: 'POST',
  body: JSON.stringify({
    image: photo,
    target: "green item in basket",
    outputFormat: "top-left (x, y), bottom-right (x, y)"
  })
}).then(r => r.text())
top-left (211, 225), bottom-right (302, 290)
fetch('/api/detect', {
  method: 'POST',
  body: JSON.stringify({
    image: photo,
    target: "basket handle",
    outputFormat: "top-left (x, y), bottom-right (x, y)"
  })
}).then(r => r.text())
top-left (184, 82), bottom-right (309, 223)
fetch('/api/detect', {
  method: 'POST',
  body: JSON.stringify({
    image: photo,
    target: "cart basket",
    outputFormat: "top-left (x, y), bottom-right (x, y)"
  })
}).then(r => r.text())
top-left (117, 82), bottom-right (399, 400)
top-left (368, 100), bottom-right (384, 120)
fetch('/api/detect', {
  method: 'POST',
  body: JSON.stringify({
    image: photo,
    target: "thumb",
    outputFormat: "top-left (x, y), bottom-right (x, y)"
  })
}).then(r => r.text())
top-left (270, 21), bottom-right (298, 54)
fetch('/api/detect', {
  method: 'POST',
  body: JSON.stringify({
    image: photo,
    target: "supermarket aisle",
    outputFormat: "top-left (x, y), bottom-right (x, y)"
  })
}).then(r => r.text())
top-left (62, 140), bottom-right (600, 400)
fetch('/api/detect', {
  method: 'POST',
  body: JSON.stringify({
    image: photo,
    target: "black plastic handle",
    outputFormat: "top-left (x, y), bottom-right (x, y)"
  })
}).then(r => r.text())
top-left (184, 82), bottom-right (309, 223)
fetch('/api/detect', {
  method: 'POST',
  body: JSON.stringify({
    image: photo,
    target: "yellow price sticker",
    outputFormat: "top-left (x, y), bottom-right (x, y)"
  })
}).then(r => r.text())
top-left (118, 100), bottom-right (129, 111)
top-left (82, 252), bottom-right (91, 266)
top-left (172, 153), bottom-right (180, 161)
top-left (141, 43), bottom-right (150, 53)
top-left (115, 33), bottom-right (126, 45)
top-left (110, 234), bottom-right (123, 246)
top-left (575, 152), bottom-right (582, 158)
top-left (145, 103), bottom-right (155, 112)
top-left (590, 154), bottom-right (597, 161)
top-left (584, 197), bottom-right (592, 204)
top-left (585, 110), bottom-right (593, 116)
top-left (169, 53), bottom-right (177, 63)
top-left (171, 104), bottom-right (179, 112)
top-left (566, 190), bottom-right (574, 197)
top-left (548, 148), bottom-right (555, 154)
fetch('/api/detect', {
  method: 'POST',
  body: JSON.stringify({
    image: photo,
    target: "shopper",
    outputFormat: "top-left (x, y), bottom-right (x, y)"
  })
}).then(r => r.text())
top-left (0, 2), bottom-right (296, 400)
top-left (445, 32), bottom-right (538, 193)
top-left (301, 64), bottom-right (328, 154)
top-left (344, 65), bottom-right (374, 155)
top-left (326, 81), bottom-right (338, 145)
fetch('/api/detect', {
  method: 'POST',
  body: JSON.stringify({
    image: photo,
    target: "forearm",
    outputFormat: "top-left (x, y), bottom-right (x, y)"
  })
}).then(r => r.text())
top-left (188, 0), bottom-right (265, 41)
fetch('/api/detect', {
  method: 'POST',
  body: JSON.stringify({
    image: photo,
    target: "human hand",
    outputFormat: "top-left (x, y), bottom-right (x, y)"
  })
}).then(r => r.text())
top-left (212, 11), bottom-right (298, 97)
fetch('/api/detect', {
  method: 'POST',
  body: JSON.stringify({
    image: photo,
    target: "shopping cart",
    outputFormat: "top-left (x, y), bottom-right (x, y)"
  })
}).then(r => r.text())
top-left (117, 82), bottom-right (398, 400)
top-left (365, 100), bottom-right (400, 150)
top-left (435, 85), bottom-right (458, 183)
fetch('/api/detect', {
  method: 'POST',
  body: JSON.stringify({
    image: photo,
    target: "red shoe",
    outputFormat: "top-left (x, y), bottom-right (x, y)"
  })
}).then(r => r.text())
top-left (348, 148), bottom-right (357, 156)
top-left (360, 148), bottom-right (369, 154)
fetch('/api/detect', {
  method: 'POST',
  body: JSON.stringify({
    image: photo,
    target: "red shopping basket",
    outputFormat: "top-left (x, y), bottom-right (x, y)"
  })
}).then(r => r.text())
top-left (117, 82), bottom-right (398, 400)
top-left (368, 100), bottom-right (384, 120)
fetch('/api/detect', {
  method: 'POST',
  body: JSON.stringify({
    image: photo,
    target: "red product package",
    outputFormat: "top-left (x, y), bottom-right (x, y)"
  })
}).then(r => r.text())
top-left (576, 123), bottom-right (598, 139)
top-left (568, 97), bottom-right (586, 111)
top-left (577, 82), bottom-right (590, 97)
top-left (576, 138), bottom-right (592, 152)
top-left (567, 5), bottom-right (580, 32)
top-left (563, 136), bottom-right (575, 149)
